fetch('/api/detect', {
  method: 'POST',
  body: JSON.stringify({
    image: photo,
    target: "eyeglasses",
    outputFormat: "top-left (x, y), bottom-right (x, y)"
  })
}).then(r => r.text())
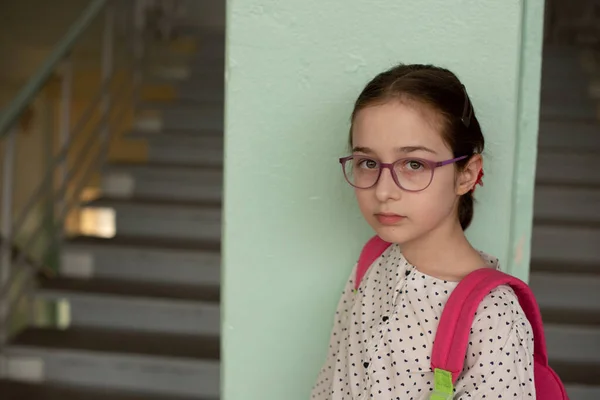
top-left (339, 155), bottom-right (469, 192)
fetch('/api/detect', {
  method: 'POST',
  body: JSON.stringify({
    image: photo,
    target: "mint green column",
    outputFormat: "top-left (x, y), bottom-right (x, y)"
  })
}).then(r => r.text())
top-left (222, 1), bottom-right (544, 399)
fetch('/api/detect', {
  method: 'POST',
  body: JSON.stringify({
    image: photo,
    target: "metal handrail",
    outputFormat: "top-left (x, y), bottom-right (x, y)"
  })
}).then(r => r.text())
top-left (2, 74), bottom-right (136, 327)
top-left (0, 0), bottom-right (108, 136)
top-left (11, 55), bottom-right (125, 238)
top-left (0, 0), bottom-right (171, 344)
top-left (7, 70), bottom-right (130, 281)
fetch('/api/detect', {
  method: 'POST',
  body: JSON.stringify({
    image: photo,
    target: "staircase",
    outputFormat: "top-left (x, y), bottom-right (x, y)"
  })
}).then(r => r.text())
top-left (0, 1), bottom-right (223, 399)
top-left (529, 3), bottom-right (600, 397)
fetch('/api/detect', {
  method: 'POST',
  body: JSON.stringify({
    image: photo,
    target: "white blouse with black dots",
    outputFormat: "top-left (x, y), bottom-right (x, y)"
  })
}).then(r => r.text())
top-left (311, 244), bottom-right (536, 399)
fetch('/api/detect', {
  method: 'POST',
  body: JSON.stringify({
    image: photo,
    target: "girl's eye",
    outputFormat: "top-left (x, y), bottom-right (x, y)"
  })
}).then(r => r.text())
top-left (357, 158), bottom-right (379, 169)
top-left (405, 160), bottom-right (424, 171)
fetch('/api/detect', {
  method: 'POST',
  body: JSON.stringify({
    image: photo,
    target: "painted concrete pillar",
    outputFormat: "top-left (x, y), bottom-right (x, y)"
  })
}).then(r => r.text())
top-left (223, 1), bottom-right (545, 399)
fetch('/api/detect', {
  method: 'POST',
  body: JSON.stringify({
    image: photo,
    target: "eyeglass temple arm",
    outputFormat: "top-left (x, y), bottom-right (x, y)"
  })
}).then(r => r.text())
top-left (436, 155), bottom-right (469, 167)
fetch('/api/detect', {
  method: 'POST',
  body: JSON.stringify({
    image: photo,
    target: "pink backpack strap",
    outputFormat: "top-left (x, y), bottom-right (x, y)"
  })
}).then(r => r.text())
top-left (354, 236), bottom-right (392, 291)
top-left (431, 268), bottom-right (548, 384)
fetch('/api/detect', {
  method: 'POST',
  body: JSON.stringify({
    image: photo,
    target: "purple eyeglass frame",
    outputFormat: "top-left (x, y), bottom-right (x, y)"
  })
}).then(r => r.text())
top-left (339, 154), bottom-right (469, 192)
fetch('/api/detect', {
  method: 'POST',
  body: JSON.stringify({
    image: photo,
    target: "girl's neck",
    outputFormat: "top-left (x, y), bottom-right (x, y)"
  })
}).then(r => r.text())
top-left (400, 218), bottom-right (485, 282)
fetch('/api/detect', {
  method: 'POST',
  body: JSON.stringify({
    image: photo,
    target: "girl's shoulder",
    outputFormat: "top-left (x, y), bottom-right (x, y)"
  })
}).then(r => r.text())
top-left (471, 284), bottom-right (533, 338)
top-left (460, 284), bottom-right (535, 380)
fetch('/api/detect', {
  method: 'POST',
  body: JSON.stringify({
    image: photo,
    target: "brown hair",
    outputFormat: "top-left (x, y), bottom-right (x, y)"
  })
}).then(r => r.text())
top-left (350, 63), bottom-right (484, 230)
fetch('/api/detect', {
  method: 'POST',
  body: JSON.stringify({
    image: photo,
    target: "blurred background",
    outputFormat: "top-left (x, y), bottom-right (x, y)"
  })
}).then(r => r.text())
top-left (0, 1), bottom-right (224, 399)
top-left (0, 0), bottom-right (598, 399)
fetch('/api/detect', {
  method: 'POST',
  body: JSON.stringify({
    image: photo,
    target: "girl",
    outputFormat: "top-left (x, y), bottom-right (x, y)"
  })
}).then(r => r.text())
top-left (311, 64), bottom-right (535, 399)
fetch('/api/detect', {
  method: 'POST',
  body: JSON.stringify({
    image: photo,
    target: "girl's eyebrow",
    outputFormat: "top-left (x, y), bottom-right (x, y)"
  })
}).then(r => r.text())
top-left (352, 146), bottom-right (373, 154)
top-left (396, 145), bottom-right (438, 155)
top-left (352, 145), bottom-right (438, 155)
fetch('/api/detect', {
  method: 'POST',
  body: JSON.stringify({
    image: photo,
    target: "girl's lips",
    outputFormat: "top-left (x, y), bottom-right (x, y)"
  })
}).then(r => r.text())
top-left (375, 213), bottom-right (406, 225)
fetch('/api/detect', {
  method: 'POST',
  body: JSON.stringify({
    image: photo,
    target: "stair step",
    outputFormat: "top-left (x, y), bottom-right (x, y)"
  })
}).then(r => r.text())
top-left (4, 328), bottom-right (219, 398)
top-left (146, 65), bottom-right (191, 81)
top-left (542, 45), bottom-right (586, 75)
top-left (176, 84), bottom-right (224, 103)
top-left (145, 101), bottom-right (224, 113)
top-left (39, 275), bottom-right (219, 302)
top-left (539, 76), bottom-right (594, 112)
top-left (540, 96), bottom-right (595, 119)
top-left (541, 308), bottom-right (600, 326)
top-left (565, 384), bottom-right (600, 400)
top-left (534, 185), bottom-right (600, 223)
top-left (538, 120), bottom-right (600, 151)
top-left (530, 271), bottom-right (600, 321)
top-left (175, 81), bottom-right (225, 103)
top-left (191, 52), bottom-right (224, 69)
top-left (102, 163), bottom-right (222, 202)
top-left (164, 71), bottom-right (223, 102)
top-left (145, 143), bottom-right (223, 168)
top-left (173, 71), bottom-right (224, 86)
top-left (142, 75), bottom-right (223, 103)
top-left (531, 261), bottom-right (600, 275)
top-left (532, 224), bottom-right (600, 265)
top-left (539, 102), bottom-right (597, 121)
top-left (536, 152), bottom-right (600, 186)
top-left (128, 129), bottom-right (223, 142)
top-left (0, 379), bottom-right (198, 400)
top-left (81, 198), bottom-right (221, 242)
top-left (142, 65), bottom-right (221, 84)
top-left (540, 52), bottom-right (590, 94)
top-left (541, 59), bottom-right (589, 80)
top-left (61, 236), bottom-right (219, 286)
top-left (135, 106), bottom-right (223, 132)
top-left (127, 129), bottom-right (224, 165)
top-left (552, 360), bottom-right (600, 388)
top-left (546, 324), bottom-right (600, 384)
top-left (36, 276), bottom-right (219, 335)
top-left (540, 76), bottom-right (590, 96)
top-left (144, 81), bottom-right (224, 104)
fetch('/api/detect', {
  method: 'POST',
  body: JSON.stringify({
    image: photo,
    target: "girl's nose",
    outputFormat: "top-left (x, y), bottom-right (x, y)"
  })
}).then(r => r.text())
top-left (375, 166), bottom-right (402, 202)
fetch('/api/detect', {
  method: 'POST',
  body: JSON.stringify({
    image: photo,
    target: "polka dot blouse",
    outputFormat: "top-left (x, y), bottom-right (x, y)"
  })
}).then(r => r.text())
top-left (311, 244), bottom-right (535, 399)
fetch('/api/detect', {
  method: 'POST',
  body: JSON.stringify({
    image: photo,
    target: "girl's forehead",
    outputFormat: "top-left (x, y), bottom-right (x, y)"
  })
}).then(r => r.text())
top-left (351, 102), bottom-right (450, 155)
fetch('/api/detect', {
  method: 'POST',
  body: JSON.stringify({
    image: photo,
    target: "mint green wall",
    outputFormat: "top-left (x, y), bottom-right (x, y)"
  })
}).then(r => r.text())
top-left (508, 0), bottom-right (545, 283)
top-left (222, 1), bottom-right (544, 399)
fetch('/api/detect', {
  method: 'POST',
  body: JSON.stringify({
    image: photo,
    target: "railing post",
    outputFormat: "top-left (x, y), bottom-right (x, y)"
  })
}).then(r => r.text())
top-left (58, 57), bottom-right (73, 230)
top-left (133, 0), bottom-right (148, 105)
top-left (0, 127), bottom-right (16, 288)
top-left (101, 2), bottom-right (114, 161)
top-left (0, 125), bottom-right (17, 347)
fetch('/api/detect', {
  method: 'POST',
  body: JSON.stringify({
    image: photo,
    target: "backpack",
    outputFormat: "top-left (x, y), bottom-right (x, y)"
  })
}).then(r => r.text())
top-left (354, 235), bottom-right (569, 400)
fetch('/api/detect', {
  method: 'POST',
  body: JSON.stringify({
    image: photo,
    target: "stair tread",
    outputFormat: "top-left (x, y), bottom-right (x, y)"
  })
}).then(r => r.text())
top-left (66, 235), bottom-right (220, 252)
top-left (139, 98), bottom-right (224, 108)
top-left (541, 308), bottom-right (600, 326)
top-left (84, 197), bottom-right (222, 209)
top-left (38, 275), bottom-right (219, 303)
top-left (550, 360), bottom-right (600, 386)
top-left (533, 218), bottom-right (600, 229)
top-left (531, 261), bottom-right (599, 275)
top-left (530, 270), bottom-right (600, 326)
top-left (105, 161), bottom-right (223, 173)
top-left (139, 104), bottom-right (223, 115)
top-left (545, 323), bottom-right (600, 366)
top-left (127, 132), bottom-right (224, 145)
top-left (535, 181), bottom-right (600, 190)
top-left (531, 224), bottom-right (600, 266)
top-left (142, 101), bottom-right (224, 112)
top-left (0, 379), bottom-right (199, 400)
top-left (9, 327), bottom-right (220, 360)
top-left (128, 128), bottom-right (223, 138)
top-left (536, 152), bottom-right (600, 186)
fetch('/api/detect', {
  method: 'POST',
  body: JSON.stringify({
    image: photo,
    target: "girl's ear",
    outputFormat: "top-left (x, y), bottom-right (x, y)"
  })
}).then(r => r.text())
top-left (456, 154), bottom-right (483, 196)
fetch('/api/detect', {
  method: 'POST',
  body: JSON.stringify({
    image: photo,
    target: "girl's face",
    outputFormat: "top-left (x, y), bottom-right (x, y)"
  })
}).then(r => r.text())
top-left (351, 101), bottom-right (474, 245)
